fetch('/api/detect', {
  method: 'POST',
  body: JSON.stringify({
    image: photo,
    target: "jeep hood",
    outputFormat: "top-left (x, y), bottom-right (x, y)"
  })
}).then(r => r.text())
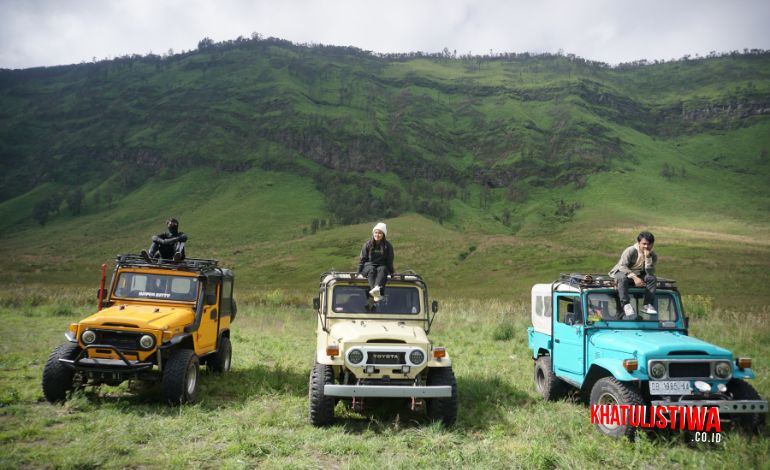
top-left (590, 330), bottom-right (732, 357)
top-left (79, 304), bottom-right (195, 331)
top-left (329, 320), bottom-right (429, 345)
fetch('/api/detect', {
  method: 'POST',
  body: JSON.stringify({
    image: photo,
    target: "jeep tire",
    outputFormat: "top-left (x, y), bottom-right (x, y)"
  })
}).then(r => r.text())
top-left (309, 362), bottom-right (335, 426)
top-left (162, 348), bottom-right (199, 405)
top-left (589, 377), bottom-right (644, 439)
top-left (727, 379), bottom-right (766, 433)
top-left (42, 343), bottom-right (81, 403)
top-left (534, 355), bottom-right (567, 401)
top-left (207, 336), bottom-right (232, 373)
top-left (426, 366), bottom-right (458, 426)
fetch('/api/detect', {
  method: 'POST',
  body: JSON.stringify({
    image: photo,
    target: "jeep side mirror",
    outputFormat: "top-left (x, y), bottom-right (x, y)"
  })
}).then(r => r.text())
top-left (684, 316), bottom-right (689, 329)
top-left (96, 288), bottom-right (105, 299)
top-left (432, 300), bottom-right (439, 313)
top-left (313, 297), bottom-right (320, 310)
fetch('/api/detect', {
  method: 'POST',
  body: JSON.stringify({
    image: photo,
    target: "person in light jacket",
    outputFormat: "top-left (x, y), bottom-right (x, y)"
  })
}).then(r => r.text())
top-left (357, 222), bottom-right (394, 302)
top-left (609, 231), bottom-right (658, 319)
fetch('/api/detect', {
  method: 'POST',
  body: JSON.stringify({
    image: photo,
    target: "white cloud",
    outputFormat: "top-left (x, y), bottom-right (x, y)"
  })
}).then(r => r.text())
top-left (0, 0), bottom-right (768, 69)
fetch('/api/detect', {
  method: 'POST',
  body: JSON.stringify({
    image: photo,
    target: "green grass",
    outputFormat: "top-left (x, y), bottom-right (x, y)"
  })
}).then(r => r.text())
top-left (0, 294), bottom-right (768, 469)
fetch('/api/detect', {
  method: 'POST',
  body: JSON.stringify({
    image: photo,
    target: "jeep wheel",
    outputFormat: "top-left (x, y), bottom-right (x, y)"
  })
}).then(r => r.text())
top-left (309, 362), bottom-right (335, 426)
top-left (426, 366), bottom-right (458, 426)
top-left (207, 336), bottom-right (232, 373)
top-left (727, 379), bottom-right (766, 433)
top-left (42, 343), bottom-right (81, 403)
top-left (589, 377), bottom-right (644, 439)
top-left (534, 355), bottom-right (567, 401)
top-left (162, 349), bottom-right (199, 405)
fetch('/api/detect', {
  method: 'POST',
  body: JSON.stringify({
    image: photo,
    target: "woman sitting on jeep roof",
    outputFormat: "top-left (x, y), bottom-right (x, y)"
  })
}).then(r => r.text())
top-left (357, 222), bottom-right (395, 303)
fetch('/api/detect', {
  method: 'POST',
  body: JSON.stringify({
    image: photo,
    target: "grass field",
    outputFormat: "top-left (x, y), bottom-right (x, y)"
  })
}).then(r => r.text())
top-left (1, 290), bottom-right (768, 469)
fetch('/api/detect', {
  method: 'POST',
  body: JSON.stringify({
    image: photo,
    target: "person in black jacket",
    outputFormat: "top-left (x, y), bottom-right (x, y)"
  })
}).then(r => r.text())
top-left (141, 218), bottom-right (188, 262)
top-left (357, 222), bottom-right (394, 302)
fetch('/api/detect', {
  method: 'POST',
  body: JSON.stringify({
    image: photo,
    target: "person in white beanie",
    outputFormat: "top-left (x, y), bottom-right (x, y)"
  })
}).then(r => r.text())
top-left (357, 222), bottom-right (395, 302)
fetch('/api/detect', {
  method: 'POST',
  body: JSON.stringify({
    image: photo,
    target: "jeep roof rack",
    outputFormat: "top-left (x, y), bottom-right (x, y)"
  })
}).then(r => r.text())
top-left (319, 270), bottom-right (425, 284)
top-left (558, 273), bottom-right (678, 290)
top-left (116, 254), bottom-right (219, 272)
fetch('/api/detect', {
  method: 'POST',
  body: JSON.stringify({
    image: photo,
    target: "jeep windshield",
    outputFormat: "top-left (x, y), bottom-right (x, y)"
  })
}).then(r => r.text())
top-left (332, 286), bottom-right (421, 314)
top-left (113, 272), bottom-right (199, 302)
top-left (586, 291), bottom-right (680, 325)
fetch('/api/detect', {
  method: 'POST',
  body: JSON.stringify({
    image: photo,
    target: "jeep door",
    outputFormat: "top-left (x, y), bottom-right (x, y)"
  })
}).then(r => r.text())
top-left (197, 279), bottom-right (220, 351)
top-left (552, 294), bottom-right (585, 384)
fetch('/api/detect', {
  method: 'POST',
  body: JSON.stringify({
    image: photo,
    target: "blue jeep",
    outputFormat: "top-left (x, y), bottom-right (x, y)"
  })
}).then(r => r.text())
top-left (527, 273), bottom-right (767, 438)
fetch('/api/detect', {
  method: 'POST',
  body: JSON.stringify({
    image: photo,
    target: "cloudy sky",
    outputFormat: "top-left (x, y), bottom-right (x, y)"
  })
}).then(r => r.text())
top-left (1, 0), bottom-right (769, 69)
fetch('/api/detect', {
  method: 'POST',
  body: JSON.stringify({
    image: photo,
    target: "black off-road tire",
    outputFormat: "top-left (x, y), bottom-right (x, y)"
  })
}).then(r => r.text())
top-left (42, 343), bottom-right (81, 403)
top-left (162, 349), bottom-right (200, 405)
top-left (206, 336), bottom-right (232, 373)
top-left (426, 366), bottom-right (458, 426)
top-left (309, 363), bottom-right (335, 426)
top-left (534, 355), bottom-right (567, 401)
top-left (590, 377), bottom-right (645, 439)
top-left (727, 379), bottom-right (766, 433)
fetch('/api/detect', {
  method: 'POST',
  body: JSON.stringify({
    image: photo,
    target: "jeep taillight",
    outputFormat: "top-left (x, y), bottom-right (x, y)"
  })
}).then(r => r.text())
top-left (736, 357), bottom-right (752, 370)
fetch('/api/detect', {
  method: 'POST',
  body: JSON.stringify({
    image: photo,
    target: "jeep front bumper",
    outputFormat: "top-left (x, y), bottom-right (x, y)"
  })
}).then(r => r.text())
top-left (650, 399), bottom-right (768, 414)
top-left (324, 384), bottom-right (452, 398)
top-left (59, 345), bottom-right (154, 374)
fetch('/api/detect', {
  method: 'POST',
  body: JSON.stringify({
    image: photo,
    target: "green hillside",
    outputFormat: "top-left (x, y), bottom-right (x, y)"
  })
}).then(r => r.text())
top-left (1, 38), bottom-right (769, 306)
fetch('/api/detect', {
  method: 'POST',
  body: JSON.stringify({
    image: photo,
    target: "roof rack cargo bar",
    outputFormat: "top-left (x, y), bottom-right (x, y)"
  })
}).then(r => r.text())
top-left (558, 273), bottom-right (677, 289)
top-left (116, 254), bottom-right (219, 272)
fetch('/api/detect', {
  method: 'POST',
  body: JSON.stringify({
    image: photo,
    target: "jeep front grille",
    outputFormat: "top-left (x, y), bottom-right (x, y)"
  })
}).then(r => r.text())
top-left (367, 352), bottom-right (406, 365)
top-left (668, 362), bottom-right (711, 378)
top-left (94, 330), bottom-right (142, 350)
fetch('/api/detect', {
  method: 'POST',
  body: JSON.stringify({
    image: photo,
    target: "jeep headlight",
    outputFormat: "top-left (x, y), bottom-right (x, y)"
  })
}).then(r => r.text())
top-left (409, 349), bottom-right (425, 365)
top-left (139, 334), bottom-right (155, 350)
top-left (81, 330), bottom-right (97, 345)
top-left (649, 361), bottom-right (666, 379)
top-left (714, 361), bottom-right (731, 379)
top-left (347, 348), bottom-right (364, 365)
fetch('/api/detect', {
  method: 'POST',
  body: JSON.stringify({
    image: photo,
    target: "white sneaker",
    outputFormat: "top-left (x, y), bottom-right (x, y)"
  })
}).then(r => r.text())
top-left (623, 303), bottom-right (637, 320)
top-left (369, 286), bottom-right (382, 302)
top-left (642, 304), bottom-right (658, 314)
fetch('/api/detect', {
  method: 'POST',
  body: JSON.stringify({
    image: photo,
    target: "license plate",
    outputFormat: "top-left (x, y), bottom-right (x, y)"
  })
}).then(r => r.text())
top-left (649, 381), bottom-right (692, 395)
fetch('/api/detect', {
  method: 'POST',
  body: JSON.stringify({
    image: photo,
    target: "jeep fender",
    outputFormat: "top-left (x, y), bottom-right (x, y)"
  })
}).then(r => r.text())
top-left (732, 367), bottom-right (756, 380)
top-left (584, 359), bottom-right (642, 390)
top-left (427, 352), bottom-right (452, 368)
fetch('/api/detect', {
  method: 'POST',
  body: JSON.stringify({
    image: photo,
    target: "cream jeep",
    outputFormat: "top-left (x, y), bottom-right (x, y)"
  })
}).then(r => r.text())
top-left (309, 271), bottom-right (457, 426)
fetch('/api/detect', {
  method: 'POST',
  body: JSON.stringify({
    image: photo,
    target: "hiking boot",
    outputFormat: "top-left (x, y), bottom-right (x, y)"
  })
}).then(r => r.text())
top-left (623, 303), bottom-right (637, 320)
top-left (140, 250), bottom-right (152, 263)
top-left (642, 304), bottom-right (658, 314)
top-left (173, 252), bottom-right (183, 262)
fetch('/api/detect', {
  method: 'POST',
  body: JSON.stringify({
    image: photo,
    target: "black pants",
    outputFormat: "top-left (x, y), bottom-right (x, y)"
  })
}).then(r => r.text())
top-left (362, 263), bottom-right (388, 291)
top-left (614, 272), bottom-right (656, 306)
top-left (148, 241), bottom-right (185, 260)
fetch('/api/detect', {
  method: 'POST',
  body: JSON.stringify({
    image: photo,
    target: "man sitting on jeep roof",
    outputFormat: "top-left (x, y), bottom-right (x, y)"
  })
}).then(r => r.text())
top-left (609, 231), bottom-right (658, 320)
top-left (142, 218), bottom-right (188, 262)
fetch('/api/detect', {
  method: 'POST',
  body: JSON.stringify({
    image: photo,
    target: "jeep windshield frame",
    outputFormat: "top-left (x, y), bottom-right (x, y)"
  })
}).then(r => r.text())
top-left (583, 288), bottom-right (683, 328)
top-left (111, 270), bottom-right (200, 303)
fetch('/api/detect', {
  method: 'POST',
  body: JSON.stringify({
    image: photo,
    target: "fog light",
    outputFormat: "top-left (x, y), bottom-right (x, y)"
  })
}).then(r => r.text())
top-left (365, 365), bottom-right (375, 374)
top-left (81, 330), bottom-right (97, 344)
top-left (139, 334), bottom-right (155, 349)
top-left (717, 383), bottom-right (727, 392)
top-left (714, 361), bottom-right (731, 379)
top-left (348, 348), bottom-right (364, 365)
top-left (649, 361), bottom-right (666, 379)
top-left (694, 381), bottom-right (711, 393)
top-left (401, 366), bottom-right (411, 374)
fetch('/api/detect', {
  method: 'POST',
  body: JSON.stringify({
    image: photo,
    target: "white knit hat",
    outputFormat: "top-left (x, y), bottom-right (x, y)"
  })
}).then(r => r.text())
top-left (372, 222), bottom-right (387, 237)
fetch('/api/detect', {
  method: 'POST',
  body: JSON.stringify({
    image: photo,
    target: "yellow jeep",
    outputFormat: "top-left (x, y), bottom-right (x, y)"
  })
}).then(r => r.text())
top-left (309, 271), bottom-right (457, 426)
top-left (42, 254), bottom-right (236, 404)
